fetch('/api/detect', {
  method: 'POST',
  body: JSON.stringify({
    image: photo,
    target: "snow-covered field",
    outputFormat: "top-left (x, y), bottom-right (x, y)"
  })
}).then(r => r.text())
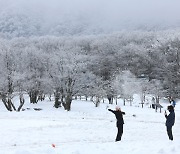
top-left (0, 97), bottom-right (180, 154)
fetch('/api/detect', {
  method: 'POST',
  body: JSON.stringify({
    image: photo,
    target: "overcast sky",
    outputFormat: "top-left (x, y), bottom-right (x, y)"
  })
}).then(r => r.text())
top-left (0, 0), bottom-right (180, 31)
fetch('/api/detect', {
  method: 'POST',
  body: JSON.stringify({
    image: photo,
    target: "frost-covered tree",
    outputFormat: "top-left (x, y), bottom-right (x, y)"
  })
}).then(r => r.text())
top-left (19, 44), bottom-right (48, 104)
top-left (89, 36), bottom-right (120, 103)
top-left (0, 39), bottom-right (25, 111)
top-left (0, 12), bottom-right (41, 38)
top-left (157, 38), bottom-right (180, 98)
top-left (61, 51), bottom-right (86, 110)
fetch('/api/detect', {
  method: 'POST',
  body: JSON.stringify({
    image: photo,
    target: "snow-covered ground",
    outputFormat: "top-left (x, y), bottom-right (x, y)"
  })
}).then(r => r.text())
top-left (0, 96), bottom-right (179, 154)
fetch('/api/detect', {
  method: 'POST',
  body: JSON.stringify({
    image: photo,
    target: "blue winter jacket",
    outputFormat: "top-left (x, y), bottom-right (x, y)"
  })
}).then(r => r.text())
top-left (165, 110), bottom-right (175, 127)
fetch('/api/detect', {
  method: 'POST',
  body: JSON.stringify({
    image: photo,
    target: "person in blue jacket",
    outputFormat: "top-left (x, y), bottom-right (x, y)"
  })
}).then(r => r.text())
top-left (171, 99), bottom-right (176, 108)
top-left (108, 106), bottom-right (125, 141)
top-left (164, 105), bottom-right (175, 140)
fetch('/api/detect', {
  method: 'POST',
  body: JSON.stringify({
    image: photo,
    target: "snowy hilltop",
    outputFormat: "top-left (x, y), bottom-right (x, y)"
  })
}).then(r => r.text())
top-left (0, 96), bottom-right (179, 154)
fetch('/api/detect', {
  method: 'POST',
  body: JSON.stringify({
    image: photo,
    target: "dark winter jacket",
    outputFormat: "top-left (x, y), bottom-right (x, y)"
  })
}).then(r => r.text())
top-left (165, 110), bottom-right (175, 127)
top-left (108, 109), bottom-right (125, 127)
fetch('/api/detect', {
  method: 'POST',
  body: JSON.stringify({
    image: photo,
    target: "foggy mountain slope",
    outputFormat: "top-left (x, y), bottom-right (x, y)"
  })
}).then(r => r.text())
top-left (0, 0), bottom-right (180, 38)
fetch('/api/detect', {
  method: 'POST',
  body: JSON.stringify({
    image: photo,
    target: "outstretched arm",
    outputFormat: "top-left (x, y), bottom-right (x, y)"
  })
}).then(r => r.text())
top-left (121, 111), bottom-right (125, 115)
top-left (108, 109), bottom-right (115, 114)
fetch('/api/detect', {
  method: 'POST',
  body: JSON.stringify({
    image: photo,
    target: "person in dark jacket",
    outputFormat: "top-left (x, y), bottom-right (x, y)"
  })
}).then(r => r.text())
top-left (164, 105), bottom-right (175, 140)
top-left (108, 106), bottom-right (125, 141)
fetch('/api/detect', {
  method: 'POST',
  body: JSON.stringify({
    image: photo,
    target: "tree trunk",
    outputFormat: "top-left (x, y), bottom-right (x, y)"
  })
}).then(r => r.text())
top-left (107, 95), bottom-right (113, 104)
top-left (90, 96), bottom-right (93, 101)
top-left (155, 96), bottom-right (160, 104)
top-left (9, 99), bottom-right (16, 111)
top-left (123, 98), bottom-right (126, 106)
top-left (17, 94), bottom-right (25, 111)
top-left (74, 96), bottom-right (77, 100)
top-left (2, 97), bottom-right (12, 111)
top-left (2, 97), bottom-right (16, 111)
top-left (142, 103), bottom-right (144, 108)
top-left (63, 93), bottom-right (72, 111)
top-left (48, 94), bottom-right (52, 101)
top-left (38, 92), bottom-right (45, 101)
top-left (29, 90), bottom-right (38, 104)
top-left (95, 96), bottom-right (100, 107)
top-left (54, 89), bottom-right (61, 108)
top-left (130, 96), bottom-right (133, 106)
top-left (115, 97), bottom-right (118, 105)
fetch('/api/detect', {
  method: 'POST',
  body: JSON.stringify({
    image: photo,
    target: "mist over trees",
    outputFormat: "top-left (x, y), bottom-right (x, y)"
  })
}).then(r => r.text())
top-left (1, 30), bottom-right (180, 111)
top-left (1, 0), bottom-right (180, 38)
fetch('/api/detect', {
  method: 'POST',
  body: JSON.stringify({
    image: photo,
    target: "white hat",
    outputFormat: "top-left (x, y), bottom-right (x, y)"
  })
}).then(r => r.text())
top-left (115, 106), bottom-right (121, 111)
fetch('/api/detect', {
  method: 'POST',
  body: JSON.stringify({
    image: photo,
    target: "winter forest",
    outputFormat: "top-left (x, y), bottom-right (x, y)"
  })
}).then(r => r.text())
top-left (1, 0), bottom-right (180, 112)
top-left (0, 1), bottom-right (180, 154)
top-left (1, 30), bottom-right (180, 111)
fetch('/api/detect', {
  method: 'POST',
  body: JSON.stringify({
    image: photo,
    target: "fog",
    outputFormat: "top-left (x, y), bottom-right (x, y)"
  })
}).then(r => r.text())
top-left (0, 0), bottom-right (180, 35)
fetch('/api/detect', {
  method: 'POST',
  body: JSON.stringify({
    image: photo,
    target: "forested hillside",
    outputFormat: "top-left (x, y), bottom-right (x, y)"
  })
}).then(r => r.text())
top-left (1, 0), bottom-right (180, 111)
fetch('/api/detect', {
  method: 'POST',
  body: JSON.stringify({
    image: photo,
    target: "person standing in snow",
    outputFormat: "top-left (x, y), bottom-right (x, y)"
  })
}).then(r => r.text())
top-left (164, 105), bottom-right (175, 141)
top-left (108, 106), bottom-right (125, 142)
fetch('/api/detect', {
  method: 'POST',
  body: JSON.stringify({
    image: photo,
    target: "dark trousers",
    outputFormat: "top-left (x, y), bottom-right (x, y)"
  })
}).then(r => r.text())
top-left (116, 125), bottom-right (123, 141)
top-left (166, 126), bottom-right (173, 140)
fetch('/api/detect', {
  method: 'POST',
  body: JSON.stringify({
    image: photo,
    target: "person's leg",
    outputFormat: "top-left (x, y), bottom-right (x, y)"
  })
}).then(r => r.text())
top-left (167, 126), bottom-right (173, 140)
top-left (115, 127), bottom-right (121, 141)
top-left (116, 125), bottom-right (123, 141)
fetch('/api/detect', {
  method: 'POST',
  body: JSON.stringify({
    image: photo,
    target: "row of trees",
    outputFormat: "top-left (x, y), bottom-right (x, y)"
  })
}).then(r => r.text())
top-left (0, 30), bottom-right (180, 111)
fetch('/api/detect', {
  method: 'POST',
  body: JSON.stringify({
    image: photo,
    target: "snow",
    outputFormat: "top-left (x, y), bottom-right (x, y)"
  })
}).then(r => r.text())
top-left (0, 97), bottom-right (180, 154)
